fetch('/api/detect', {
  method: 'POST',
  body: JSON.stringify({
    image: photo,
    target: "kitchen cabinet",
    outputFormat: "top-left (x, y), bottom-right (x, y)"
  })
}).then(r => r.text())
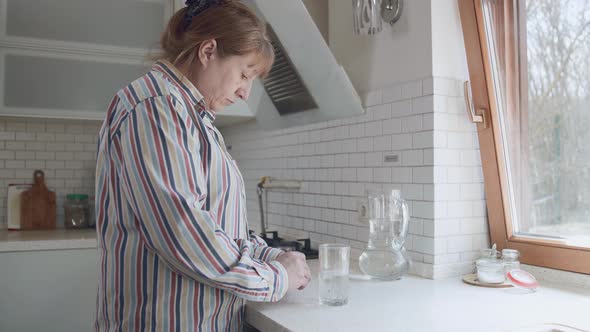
top-left (0, 248), bottom-right (98, 332)
top-left (0, 229), bottom-right (97, 331)
top-left (0, 0), bottom-right (166, 120)
top-left (0, 0), bottom-right (253, 124)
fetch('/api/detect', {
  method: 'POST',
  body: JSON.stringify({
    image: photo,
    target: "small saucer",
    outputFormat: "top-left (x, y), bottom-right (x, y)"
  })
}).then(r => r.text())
top-left (462, 273), bottom-right (513, 288)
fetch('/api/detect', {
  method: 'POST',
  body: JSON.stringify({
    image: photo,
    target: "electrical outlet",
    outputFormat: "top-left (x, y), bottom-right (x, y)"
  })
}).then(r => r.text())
top-left (356, 198), bottom-right (369, 224)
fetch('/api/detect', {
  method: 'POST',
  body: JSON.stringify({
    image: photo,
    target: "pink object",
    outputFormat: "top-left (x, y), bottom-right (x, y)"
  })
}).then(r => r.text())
top-left (506, 270), bottom-right (539, 290)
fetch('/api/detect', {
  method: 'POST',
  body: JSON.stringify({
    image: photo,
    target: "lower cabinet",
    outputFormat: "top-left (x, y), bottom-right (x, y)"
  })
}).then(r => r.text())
top-left (0, 248), bottom-right (98, 332)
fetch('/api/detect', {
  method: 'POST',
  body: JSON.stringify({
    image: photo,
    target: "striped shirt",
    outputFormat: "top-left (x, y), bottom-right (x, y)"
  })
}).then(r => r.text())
top-left (95, 60), bottom-right (288, 332)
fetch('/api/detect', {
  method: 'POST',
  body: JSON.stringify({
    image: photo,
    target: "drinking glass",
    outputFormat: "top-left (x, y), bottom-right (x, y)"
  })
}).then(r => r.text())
top-left (318, 243), bottom-right (350, 306)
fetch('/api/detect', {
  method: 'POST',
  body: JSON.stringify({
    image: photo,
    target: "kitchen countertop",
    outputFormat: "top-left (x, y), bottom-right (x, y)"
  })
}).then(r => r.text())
top-left (246, 259), bottom-right (590, 332)
top-left (0, 229), bottom-right (97, 252)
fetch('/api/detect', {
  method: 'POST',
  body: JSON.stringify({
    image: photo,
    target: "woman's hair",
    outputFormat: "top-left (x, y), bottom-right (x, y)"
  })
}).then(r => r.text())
top-left (160, 0), bottom-right (274, 78)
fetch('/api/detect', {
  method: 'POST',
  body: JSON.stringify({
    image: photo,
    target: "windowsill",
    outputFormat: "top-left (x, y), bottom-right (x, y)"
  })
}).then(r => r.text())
top-left (0, 228), bottom-right (97, 252)
top-left (521, 264), bottom-right (590, 289)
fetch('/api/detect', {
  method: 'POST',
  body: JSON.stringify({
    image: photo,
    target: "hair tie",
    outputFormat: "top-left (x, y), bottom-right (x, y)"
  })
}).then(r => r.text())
top-left (184, 0), bottom-right (222, 28)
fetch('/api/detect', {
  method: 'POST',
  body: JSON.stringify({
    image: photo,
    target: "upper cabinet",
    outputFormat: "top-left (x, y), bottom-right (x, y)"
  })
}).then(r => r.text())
top-left (0, 0), bottom-right (168, 120)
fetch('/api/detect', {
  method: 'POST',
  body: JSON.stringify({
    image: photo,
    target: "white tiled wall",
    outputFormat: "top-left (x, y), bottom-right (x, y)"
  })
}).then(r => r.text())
top-left (221, 77), bottom-right (488, 279)
top-left (0, 118), bottom-right (101, 228)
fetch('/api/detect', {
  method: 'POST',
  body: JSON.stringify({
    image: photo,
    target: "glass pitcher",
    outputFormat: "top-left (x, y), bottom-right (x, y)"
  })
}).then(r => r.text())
top-left (359, 188), bottom-right (410, 280)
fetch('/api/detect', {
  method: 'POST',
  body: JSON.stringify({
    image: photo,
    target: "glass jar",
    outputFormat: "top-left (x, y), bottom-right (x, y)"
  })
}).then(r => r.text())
top-left (502, 248), bottom-right (521, 275)
top-left (476, 257), bottom-right (505, 284)
top-left (64, 194), bottom-right (89, 229)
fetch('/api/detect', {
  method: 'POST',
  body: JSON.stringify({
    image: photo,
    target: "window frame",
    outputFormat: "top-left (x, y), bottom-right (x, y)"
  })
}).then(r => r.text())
top-left (458, 0), bottom-right (590, 274)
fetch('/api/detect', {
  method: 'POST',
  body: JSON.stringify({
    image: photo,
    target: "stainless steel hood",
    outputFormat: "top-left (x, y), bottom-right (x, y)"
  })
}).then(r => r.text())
top-left (222, 0), bottom-right (364, 130)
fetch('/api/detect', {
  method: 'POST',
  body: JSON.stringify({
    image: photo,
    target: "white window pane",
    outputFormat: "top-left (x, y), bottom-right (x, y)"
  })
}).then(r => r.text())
top-left (525, 0), bottom-right (590, 246)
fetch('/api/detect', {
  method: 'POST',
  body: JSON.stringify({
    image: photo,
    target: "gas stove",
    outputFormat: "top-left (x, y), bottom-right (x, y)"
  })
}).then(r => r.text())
top-left (251, 230), bottom-right (318, 259)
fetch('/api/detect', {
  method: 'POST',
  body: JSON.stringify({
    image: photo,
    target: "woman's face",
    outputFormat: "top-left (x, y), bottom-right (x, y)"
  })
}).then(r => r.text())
top-left (194, 46), bottom-right (261, 113)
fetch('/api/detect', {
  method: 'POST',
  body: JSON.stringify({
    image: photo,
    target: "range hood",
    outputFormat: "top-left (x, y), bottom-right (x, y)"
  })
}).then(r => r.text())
top-left (220, 0), bottom-right (364, 130)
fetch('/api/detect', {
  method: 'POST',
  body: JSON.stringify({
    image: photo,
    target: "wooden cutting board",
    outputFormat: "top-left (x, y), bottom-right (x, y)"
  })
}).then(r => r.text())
top-left (20, 170), bottom-right (56, 230)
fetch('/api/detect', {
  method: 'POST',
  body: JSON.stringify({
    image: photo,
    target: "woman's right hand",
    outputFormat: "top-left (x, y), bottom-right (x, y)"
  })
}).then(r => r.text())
top-left (275, 252), bottom-right (311, 291)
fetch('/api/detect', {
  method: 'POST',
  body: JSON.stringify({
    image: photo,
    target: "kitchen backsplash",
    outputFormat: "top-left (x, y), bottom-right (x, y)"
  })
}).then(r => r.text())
top-left (0, 118), bottom-right (102, 228)
top-left (221, 77), bottom-right (489, 279)
top-left (0, 77), bottom-right (488, 279)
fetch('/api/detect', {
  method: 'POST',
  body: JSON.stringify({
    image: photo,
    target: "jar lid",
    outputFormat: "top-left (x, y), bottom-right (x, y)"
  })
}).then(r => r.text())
top-left (506, 269), bottom-right (539, 290)
top-left (476, 257), bottom-right (502, 268)
top-left (67, 194), bottom-right (89, 200)
top-left (502, 248), bottom-right (520, 258)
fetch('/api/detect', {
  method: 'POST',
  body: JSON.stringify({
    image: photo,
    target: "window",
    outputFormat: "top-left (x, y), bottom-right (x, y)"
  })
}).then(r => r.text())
top-left (459, 0), bottom-right (590, 274)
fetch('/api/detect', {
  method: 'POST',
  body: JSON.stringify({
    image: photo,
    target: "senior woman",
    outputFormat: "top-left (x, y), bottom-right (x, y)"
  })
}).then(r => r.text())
top-left (94, 1), bottom-right (310, 331)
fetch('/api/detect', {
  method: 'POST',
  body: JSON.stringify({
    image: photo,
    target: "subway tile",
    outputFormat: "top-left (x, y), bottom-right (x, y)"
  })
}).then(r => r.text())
top-left (413, 201), bottom-right (434, 219)
top-left (390, 100), bottom-right (413, 118)
top-left (402, 115), bottom-right (423, 133)
top-left (369, 104), bottom-right (392, 120)
top-left (35, 151), bottom-right (55, 160)
top-left (5, 160), bottom-right (25, 168)
top-left (16, 132), bottom-right (35, 141)
top-left (334, 154), bottom-right (349, 167)
top-left (365, 152), bottom-right (382, 167)
top-left (361, 89), bottom-right (383, 107)
top-left (15, 151), bottom-right (35, 159)
top-left (460, 218), bottom-right (488, 234)
top-left (26, 121), bottom-right (45, 132)
top-left (402, 150), bottom-right (423, 166)
top-left (392, 167), bottom-right (413, 183)
top-left (0, 151), bottom-right (15, 159)
top-left (412, 131), bottom-right (432, 149)
top-left (26, 160), bottom-right (45, 169)
top-left (422, 77), bottom-right (434, 95)
top-left (391, 133), bottom-right (413, 150)
top-left (0, 131), bottom-right (15, 140)
top-left (382, 118), bottom-right (402, 135)
top-left (412, 96), bottom-right (433, 114)
top-left (356, 137), bottom-right (374, 152)
top-left (5, 141), bottom-right (26, 150)
top-left (5, 121), bottom-right (26, 131)
top-left (447, 167), bottom-right (473, 183)
top-left (460, 150), bottom-right (481, 166)
top-left (365, 121), bottom-right (383, 137)
top-left (401, 80), bottom-right (423, 99)
top-left (412, 167), bottom-right (432, 183)
top-left (45, 122), bottom-right (65, 133)
top-left (341, 168), bottom-right (357, 182)
top-left (374, 135), bottom-right (392, 151)
top-left (37, 133), bottom-right (55, 141)
top-left (447, 132), bottom-right (474, 149)
top-left (460, 183), bottom-right (485, 200)
top-left (356, 168), bottom-right (373, 182)
top-left (413, 235), bottom-right (435, 254)
top-left (447, 235), bottom-right (473, 253)
top-left (382, 84), bottom-right (403, 103)
top-left (348, 153), bottom-right (365, 167)
top-left (403, 184), bottom-right (423, 200)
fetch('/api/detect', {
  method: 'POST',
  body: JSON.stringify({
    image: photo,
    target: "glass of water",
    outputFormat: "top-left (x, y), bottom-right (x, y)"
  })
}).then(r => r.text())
top-left (319, 243), bottom-right (350, 306)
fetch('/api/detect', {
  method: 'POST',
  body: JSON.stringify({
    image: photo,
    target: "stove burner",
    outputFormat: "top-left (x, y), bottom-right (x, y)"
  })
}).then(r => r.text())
top-left (251, 230), bottom-right (318, 259)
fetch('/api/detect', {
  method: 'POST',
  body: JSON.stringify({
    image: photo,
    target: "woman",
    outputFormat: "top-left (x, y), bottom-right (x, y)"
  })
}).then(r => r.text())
top-left (94, 1), bottom-right (311, 331)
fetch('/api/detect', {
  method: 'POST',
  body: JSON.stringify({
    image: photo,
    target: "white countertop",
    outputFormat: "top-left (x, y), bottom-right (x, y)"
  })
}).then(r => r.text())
top-left (246, 259), bottom-right (590, 332)
top-left (0, 229), bottom-right (97, 252)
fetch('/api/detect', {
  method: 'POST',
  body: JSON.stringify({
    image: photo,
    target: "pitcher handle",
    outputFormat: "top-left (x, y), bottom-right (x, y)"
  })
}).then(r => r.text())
top-left (393, 199), bottom-right (410, 249)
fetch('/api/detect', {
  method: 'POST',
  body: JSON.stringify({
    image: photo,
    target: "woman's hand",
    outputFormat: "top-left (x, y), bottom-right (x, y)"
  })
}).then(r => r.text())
top-left (275, 252), bottom-right (311, 291)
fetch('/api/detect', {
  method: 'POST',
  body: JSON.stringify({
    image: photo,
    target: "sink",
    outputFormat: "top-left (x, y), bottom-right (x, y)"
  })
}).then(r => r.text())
top-left (504, 323), bottom-right (588, 332)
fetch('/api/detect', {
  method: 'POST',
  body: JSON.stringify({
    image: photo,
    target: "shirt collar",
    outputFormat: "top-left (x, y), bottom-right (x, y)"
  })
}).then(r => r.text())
top-left (152, 60), bottom-right (216, 122)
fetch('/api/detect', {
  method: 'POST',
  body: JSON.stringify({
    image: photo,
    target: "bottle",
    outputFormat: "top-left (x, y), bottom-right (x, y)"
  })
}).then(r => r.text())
top-left (64, 194), bottom-right (90, 229)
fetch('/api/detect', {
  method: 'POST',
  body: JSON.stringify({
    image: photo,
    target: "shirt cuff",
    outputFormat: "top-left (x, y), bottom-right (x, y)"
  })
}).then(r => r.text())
top-left (265, 260), bottom-right (289, 302)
